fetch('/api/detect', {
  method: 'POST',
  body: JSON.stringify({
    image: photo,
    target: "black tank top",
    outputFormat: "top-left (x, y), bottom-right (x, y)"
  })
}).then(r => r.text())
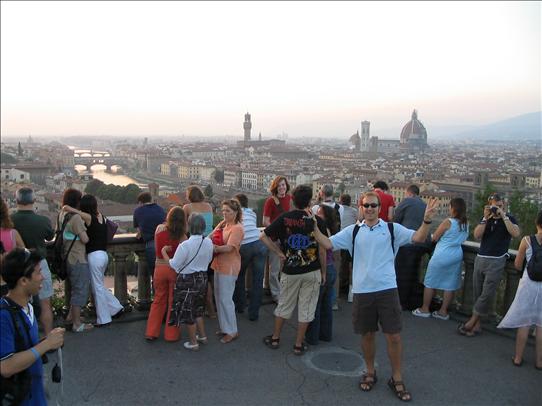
top-left (86, 214), bottom-right (108, 253)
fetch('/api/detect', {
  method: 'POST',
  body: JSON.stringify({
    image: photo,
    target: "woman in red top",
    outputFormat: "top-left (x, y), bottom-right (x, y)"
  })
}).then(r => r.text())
top-left (262, 176), bottom-right (292, 302)
top-left (145, 206), bottom-right (187, 342)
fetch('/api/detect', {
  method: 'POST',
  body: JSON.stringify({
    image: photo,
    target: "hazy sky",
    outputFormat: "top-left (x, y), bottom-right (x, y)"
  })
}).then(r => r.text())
top-left (1, 1), bottom-right (540, 138)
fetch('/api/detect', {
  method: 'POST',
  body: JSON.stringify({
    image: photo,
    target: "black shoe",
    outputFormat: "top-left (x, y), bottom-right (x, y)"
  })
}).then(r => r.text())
top-left (112, 309), bottom-right (125, 319)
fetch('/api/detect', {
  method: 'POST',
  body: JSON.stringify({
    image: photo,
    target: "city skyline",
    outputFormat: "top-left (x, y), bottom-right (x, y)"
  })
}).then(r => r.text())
top-left (1, 1), bottom-right (540, 138)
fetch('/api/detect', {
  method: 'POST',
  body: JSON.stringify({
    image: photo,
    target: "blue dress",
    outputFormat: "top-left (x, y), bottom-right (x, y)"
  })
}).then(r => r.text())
top-left (424, 218), bottom-right (468, 291)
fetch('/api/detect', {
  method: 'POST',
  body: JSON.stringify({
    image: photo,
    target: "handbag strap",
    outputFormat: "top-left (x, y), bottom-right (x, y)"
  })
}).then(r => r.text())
top-left (176, 236), bottom-right (205, 274)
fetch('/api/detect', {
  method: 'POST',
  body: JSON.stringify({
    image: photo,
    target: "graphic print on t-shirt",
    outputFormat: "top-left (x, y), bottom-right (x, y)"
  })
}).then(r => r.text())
top-left (284, 217), bottom-right (318, 268)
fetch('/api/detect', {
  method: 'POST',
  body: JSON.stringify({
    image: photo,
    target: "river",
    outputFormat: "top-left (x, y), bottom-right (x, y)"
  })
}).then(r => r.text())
top-left (75, 164), bottom-right (144, 187)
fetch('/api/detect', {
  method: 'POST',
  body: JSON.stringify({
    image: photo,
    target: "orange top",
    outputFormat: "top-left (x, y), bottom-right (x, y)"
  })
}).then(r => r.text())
top-left (211, 222), bottom-right (244, 276)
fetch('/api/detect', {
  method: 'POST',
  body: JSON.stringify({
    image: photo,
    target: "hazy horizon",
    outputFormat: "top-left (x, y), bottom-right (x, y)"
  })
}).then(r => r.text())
top-left (1, 1), bottom-right (540, 138)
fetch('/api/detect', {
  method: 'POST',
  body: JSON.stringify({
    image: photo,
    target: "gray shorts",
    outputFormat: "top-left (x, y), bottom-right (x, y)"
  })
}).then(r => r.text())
top-left (68, 261), bottom-right (91, 307)
top-left (39, 259), bottom-right (54, 300)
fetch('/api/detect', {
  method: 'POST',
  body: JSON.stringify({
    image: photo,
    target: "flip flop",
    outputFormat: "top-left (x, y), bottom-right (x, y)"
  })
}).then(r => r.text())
top-left (73, 323), bottom-right (94, 333)
top-left (457, 323), bottom-right (475, 337)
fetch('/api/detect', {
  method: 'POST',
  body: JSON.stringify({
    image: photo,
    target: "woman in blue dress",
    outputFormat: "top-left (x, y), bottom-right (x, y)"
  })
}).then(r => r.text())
top-left (412, 198), bottom-right (468, 320)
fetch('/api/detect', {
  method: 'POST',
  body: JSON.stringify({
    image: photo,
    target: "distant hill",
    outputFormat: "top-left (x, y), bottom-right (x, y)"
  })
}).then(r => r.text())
top-left (449, 111), bottom-right (541, 141)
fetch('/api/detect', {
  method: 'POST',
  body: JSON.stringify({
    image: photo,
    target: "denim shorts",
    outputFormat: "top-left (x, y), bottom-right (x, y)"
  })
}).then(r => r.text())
top-left (68, 261), bottom-right (91, 307)
top-left (39, 259), bottom-right (54, 300)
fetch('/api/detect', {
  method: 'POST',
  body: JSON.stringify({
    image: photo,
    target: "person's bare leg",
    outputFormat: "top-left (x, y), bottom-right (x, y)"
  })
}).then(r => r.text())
top-left (361, 332), bottom-right (376, 374)
top-left (439, 291), bottom-right (455, 316)
top-left (272, 316), bottom-right (285, 339)
top-left (206, 283), bottom-right (216, 318)
top-left (464, 313), bottom-right (480, 331)
top-left (295, 321), bottom-right (309, 347)
top-left (40, 298), bottom-right (53, 336)
top-left (72, 305), bottom-right (82, 328)
top-left (535, 326), bottom-right (542, 369)
top-left (385, 332), bottom-right (412, 401)
top-left (420, 288), bottom-right (434, 313)
top-left (513, 327), bottom-right (529, 365)
top-left (385, 333), bottom-right (403, 381)
top-left (186, 323), bottom-right (198, 345)
top-left (196, 317), bottom-right (206, 340)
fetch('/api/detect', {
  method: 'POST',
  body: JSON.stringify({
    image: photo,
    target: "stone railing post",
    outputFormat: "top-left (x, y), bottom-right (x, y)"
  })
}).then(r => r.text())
top-left (457, 242), bottom-right (478, 316)
top-left (111, 250), bottom-right (130, 307)
top-left (134, 246), bottom-right (152, 310)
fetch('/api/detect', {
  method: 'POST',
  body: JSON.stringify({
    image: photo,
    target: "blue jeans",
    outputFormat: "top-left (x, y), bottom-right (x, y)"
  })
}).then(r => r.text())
top-left (305, 264), bottom-right (337, 345)
top-left (145, 240), bottom-right (156, 278)
top-left (233, 240), bottom-right (268, 320)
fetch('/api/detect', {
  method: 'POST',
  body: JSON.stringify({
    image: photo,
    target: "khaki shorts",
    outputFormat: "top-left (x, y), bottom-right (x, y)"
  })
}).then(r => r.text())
top-left (352, 288), bottom-right (402, 335)
top-left (274, 271), bottom-right (321, 323)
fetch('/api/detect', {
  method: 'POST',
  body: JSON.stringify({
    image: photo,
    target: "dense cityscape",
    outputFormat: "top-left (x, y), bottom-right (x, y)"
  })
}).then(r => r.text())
top-left (1, 110), bottom-right (540, 238)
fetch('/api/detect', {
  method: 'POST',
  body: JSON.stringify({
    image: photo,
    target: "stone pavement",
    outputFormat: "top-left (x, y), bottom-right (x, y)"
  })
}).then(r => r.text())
top-left (44, 301), bottom-right (540, 406)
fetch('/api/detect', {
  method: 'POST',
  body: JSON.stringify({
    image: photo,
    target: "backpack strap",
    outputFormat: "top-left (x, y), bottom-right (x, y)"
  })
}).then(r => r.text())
top-left (388, 222), bottom-right (395, 254)
top-left (0, 298), bottom-right (32, 353)
top-left (351, 222), bottom-right (395, 261)
top-left (59, 213), bottom-right (77, 259)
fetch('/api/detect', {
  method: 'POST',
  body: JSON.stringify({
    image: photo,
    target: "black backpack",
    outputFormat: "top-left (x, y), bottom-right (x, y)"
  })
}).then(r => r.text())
top-left (526, 235), bottom-right (542, 282)
top-left (50, 213), bottom-right (76, 281)
top-left (333, 203), bottom-right (341, 230)
top-left (0, 298), bottom-right (33, 405)
top-left (352, 222), bottom-right (395, 260)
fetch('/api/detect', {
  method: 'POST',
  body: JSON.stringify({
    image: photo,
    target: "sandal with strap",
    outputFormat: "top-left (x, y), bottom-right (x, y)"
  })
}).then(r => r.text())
top-left (263, 335), bottom-right (280, 349)
top-left (388, 377), bottom-right (412, 402)
top-left (359, 371), bottom-right (377, 392)
top-left (293, 342), bottom-right (308, 356)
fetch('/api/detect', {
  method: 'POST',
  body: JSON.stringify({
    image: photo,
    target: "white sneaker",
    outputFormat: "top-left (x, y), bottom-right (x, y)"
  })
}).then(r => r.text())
top-left (183, 341), bottom-right (200, 351)
top-left (431, 311), bottom-right (450, 320)
top-left (196, 335), bottom-right (208, 344)
top-left (411, 308), bottom-right (431, 318)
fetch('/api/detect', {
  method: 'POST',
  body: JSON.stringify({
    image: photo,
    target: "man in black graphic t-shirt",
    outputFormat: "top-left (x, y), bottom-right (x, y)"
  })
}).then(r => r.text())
top-left (261, 185), bottom-right (327, 355)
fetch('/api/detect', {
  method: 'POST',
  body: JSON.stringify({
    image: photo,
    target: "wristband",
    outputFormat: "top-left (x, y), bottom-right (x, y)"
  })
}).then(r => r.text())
top-left (479, 220), bottom-right (487, 225)
top-left (423, 220), bottom-right (432, 225)
top-left (30, 347), bottom-right (40, 361)
top-left (503, 217), bottom-right (510, 221)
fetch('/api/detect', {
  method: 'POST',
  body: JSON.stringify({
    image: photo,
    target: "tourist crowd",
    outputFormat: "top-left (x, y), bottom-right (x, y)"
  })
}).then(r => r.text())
top-left (1, 181), bottom-right (541, 405)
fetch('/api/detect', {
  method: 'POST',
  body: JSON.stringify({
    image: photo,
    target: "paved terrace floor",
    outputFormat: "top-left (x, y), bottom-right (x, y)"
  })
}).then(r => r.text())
top-left (44, 300), bottom-right (540, 406)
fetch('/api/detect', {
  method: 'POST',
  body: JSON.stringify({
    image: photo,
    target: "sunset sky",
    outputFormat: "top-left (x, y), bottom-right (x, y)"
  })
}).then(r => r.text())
top-left (1, 1), bottom-right (540, 138)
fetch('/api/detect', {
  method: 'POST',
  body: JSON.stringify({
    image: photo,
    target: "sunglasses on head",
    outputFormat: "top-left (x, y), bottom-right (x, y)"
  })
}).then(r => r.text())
top-left (362, 203), bottom-right (379, 208)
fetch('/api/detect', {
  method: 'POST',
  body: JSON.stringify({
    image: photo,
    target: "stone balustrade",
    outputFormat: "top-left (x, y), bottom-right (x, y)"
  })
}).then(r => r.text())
top-left (53, 235), bottom-right (522, 323)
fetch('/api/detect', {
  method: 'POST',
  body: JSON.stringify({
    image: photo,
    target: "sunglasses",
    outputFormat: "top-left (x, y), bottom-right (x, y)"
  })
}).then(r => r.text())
top-left (362, 203), bottom-right (379, 208)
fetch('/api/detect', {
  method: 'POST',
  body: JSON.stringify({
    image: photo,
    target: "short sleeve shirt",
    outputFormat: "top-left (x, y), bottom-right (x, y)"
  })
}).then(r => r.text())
top-left (60, 212), bottom-right (87, 265)
top-left (211, 223), bottom-right (244, 276)
top-left (133, 203), bottom-right (166, 242)
top-left (11, 210), bottom-right (54, 258)
top-left (374, 189), bottom-right (396, 222)
top-left (264, 210), bottom-right (327, 275)
top-left (479, 214), bottom-right (518, 257)
top-left (263, 195), bottom-right (292, 223)
top-left (329, 219), bottom-right (415, 293)
top-left (0, 299), bottom-right (46, 406)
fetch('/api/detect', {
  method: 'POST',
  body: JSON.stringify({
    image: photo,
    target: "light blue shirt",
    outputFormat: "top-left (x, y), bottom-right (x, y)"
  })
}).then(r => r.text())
top-left (329, 219), bottom-right (415, 293)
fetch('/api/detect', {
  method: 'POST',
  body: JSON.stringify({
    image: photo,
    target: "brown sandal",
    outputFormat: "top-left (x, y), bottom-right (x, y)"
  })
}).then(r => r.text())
top-left (388, 377), bottom-right (412, 402)
top-left (359, 371), bottom-right (377, 392)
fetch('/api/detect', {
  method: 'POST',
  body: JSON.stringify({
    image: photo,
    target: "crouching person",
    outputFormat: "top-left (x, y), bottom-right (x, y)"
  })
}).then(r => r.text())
top-left (1, 248), bottom-right (65, 406)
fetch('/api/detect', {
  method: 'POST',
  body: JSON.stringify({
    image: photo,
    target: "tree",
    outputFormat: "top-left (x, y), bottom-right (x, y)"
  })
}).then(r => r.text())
top-left (1, 152), bottom-right (17, 164)
top-left (508, 190), bottom-right (540, 249)
top-left (204, 184), bottom-right (214, 199)
top-left (17, 142), bottom-right (23, 156)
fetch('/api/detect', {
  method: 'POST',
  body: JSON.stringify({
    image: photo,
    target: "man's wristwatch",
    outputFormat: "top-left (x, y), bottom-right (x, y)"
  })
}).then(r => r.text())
top-left (423, 219), bottom-right (432, 224)
top-left (479, 218), bottom-right (487, 225)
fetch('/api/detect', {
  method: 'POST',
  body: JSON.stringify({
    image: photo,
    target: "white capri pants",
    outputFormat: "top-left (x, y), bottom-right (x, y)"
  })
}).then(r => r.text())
top-left (88, 250), bottom-right (123, 325)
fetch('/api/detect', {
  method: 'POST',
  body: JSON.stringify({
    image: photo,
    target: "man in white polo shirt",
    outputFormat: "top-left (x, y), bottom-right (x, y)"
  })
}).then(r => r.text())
top-left (313, 191), bottom-right (437, 402)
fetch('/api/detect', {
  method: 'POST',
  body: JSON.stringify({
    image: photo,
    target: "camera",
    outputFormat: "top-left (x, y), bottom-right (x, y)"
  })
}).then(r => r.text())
top-left (490, 206), bottom-right (499, 214)
top-left (303, 216), bottom-right (315, 232)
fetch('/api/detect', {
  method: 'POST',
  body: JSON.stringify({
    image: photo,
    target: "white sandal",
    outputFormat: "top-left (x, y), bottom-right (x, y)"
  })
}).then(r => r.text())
top-left (183, 341), bottom-right (200, 351)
